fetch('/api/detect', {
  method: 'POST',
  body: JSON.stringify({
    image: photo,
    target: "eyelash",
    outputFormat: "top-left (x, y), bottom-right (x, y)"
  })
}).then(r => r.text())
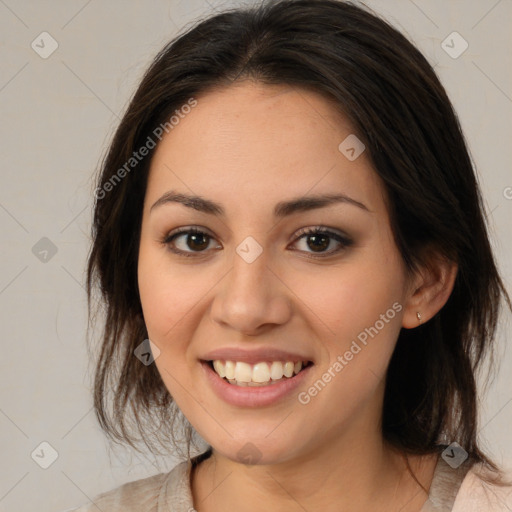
top-left (160, 226), bottom-right (353, 259)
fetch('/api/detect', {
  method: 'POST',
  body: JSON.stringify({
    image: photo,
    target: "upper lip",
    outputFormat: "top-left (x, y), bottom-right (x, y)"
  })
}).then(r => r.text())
top-left (201, 347), bottom-right (314, 365)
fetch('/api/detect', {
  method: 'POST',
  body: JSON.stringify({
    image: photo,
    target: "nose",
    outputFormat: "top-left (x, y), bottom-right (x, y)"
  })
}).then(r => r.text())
top-left (210, 245), bottom-right (292, 336)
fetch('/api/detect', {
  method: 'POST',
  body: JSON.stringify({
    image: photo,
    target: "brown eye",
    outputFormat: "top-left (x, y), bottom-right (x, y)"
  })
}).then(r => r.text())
top-left (162, 227), bottom-right (221, 257)
top-left (305, 233), bottom-right (330, 252)
top-left (184, 232), bottom-right (210, 251)
top-left (292, 227), bottom-right (353, 257)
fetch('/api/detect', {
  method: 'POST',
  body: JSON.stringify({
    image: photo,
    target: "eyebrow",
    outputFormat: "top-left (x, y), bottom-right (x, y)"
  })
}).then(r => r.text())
top-left (150, 191), bottom-right (371, 217)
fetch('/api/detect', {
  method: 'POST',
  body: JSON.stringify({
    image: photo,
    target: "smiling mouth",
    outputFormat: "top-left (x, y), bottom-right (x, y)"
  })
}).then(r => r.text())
top-left (205, 359), bottom-right (314, 387)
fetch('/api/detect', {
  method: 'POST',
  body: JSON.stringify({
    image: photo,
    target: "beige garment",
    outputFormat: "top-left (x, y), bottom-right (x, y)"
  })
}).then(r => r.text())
top-left (419, 454), bottom-right (512, 511)
top-left (68, 450), bottom-right (512, 512)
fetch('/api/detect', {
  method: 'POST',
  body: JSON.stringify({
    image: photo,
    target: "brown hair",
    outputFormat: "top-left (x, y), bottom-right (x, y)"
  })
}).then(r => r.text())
top-left (86, 0), bottom-right (511, 474)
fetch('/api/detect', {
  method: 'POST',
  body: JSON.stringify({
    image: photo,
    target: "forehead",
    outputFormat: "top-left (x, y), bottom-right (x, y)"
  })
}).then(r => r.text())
top-left (146, 81), bottom-right (386, 216)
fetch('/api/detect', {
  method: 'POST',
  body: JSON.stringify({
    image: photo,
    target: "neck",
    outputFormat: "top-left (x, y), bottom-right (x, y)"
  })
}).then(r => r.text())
top-left (191, 426), bottom-right (437, 512)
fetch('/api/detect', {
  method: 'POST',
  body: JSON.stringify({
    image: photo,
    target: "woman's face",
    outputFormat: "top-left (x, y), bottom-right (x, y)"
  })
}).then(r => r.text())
top-left (138, 82), bottom-right (416, 465)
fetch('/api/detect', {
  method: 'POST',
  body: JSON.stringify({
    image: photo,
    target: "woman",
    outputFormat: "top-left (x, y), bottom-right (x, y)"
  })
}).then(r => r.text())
top-left (78, 0), bottom-right (511, 510)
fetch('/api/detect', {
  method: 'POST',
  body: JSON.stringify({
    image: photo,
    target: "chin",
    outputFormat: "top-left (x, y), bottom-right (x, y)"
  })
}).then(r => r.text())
top-left (207, 434), bottom-right (307, 467)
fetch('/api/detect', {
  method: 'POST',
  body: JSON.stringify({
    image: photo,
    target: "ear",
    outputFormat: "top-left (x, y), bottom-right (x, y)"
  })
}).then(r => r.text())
top-left (401, 252), bottom-right (458, 329)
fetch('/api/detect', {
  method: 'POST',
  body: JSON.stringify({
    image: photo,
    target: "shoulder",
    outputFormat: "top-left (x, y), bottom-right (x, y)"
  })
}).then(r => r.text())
top-left (452, 462), bottom-right (512, 512)
top-left (66, 460), bottom-right (190, 512)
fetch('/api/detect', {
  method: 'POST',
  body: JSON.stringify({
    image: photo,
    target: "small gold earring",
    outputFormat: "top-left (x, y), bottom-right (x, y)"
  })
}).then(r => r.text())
top-left (416, 311), bottom-right (422, 324)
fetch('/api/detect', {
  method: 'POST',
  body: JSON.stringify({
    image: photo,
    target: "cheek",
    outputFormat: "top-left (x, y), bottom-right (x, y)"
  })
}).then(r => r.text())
top-left (137, 245), bottom-right (195, 346)
top-left (295, 264), bottom-right (404, 422)
top-left (288, 237), bottom-right (407, 392)
top-left (137, 244), bottom-right (221, 370)
top-left (292, 257), bottom-right (405, 340)
top-left (137, 256), bottom-right (199, 398)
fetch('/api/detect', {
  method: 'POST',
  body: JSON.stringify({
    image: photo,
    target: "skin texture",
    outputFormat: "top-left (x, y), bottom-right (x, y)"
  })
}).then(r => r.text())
top-left (137, 81), bottom-right (458, 512)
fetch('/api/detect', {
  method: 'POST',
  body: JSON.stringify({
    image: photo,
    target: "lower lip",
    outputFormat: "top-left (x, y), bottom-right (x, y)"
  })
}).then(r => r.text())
top-left (201, 361), bottom-right (313, 408)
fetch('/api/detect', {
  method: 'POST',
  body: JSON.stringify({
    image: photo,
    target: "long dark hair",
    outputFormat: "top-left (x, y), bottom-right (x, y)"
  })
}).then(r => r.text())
top-left (86, 0), bottom-right (511, 474)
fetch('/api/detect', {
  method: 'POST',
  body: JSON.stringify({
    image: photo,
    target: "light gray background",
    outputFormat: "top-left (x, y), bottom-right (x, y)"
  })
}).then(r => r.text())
top-left (0, 1), bottom-right (510, 511)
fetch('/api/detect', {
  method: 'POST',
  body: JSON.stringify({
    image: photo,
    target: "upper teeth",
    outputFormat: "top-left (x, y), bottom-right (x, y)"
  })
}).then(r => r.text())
top-left (212, 360), bottom-right (306, 383)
